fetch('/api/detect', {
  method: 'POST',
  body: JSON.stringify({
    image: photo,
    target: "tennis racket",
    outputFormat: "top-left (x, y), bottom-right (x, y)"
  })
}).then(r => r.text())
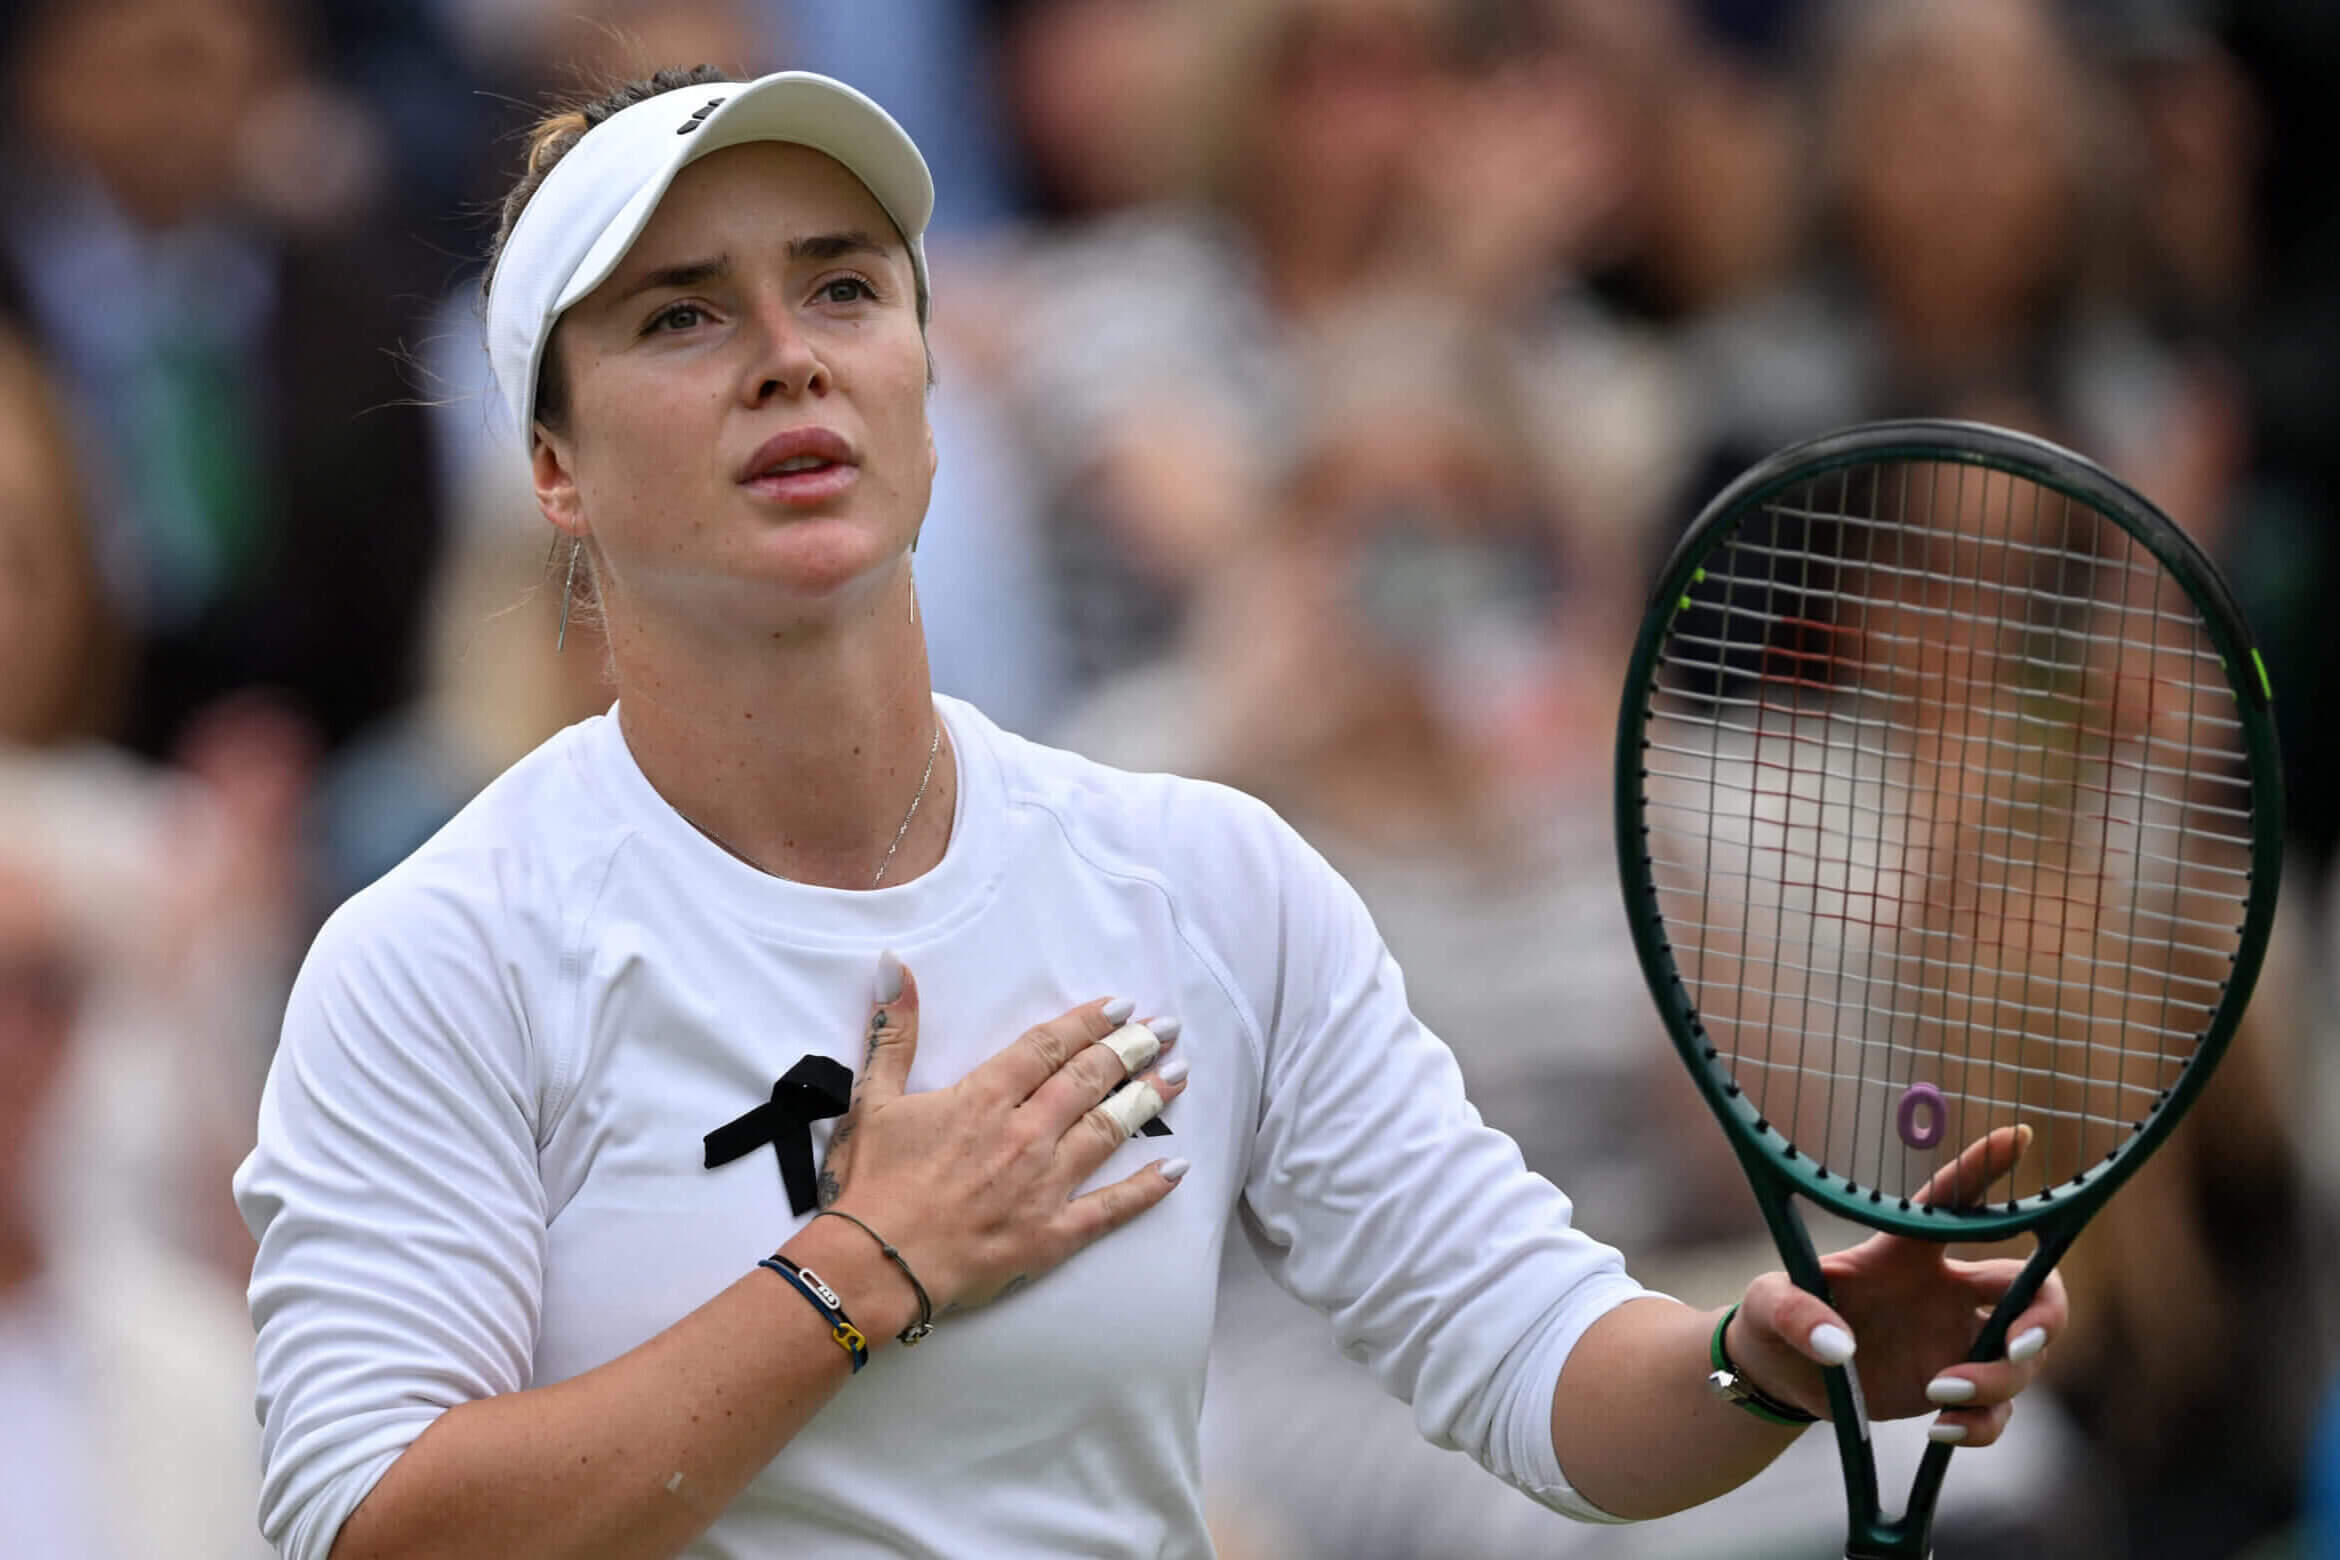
top-left (1613, 420), bottom-right (2283, 1559)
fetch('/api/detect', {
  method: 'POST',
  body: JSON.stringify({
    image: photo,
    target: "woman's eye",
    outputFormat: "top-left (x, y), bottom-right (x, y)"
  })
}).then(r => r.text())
top-left (819, 278), bottom-right (876, 305)
top-left (647, 303), bottom-right (706, 333)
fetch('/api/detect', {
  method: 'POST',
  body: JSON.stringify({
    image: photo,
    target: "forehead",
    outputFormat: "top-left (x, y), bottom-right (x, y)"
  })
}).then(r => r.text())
top-left (607, 140), bottom-right (904, 279)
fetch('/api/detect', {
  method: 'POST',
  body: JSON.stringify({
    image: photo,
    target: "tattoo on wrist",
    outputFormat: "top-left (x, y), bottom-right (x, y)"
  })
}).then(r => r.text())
top-left (817, 1168), bottom-right (842, 1208)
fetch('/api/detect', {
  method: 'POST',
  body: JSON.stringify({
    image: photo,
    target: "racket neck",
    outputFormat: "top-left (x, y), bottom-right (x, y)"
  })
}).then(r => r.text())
top-left (1781, 1183), bottom-right (2086, 1560)
top-left (1743, 1170), bottom-right (1893, 1550)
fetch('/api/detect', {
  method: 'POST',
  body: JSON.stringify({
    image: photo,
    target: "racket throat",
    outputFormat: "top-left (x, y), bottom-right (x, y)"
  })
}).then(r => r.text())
top-left (1749, 1178), bottom-right (1920, 1557)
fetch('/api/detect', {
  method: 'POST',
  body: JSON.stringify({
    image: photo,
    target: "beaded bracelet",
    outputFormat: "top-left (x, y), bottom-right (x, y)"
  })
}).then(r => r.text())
top-left (758, 1255), bottom-right (869, 1372)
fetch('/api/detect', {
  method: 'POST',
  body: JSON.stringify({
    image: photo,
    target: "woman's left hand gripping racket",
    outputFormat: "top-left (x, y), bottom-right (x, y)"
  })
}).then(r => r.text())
top-left (1613, 420), bottom-right (2284, 1559)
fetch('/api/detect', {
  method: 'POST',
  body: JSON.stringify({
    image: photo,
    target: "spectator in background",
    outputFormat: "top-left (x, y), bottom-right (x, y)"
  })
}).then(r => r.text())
top-left (0, 320), bottom-right (305, 1288)
top-left (0, 0), bottom-right (443, 762)
top-left (0, 324), bottom-right (125, 746)
top-left (973, 0), bottom-right (1679, 713)
top-left (1829, 0), bottom-right (2238, 537)
top-left (1389, 0), bottom-right (1636, 319)
top-left (2106, 8), bottom-right (2262, 342)
top-left (1825, 0), bottom-right (2118, 421)
top-left (972, 0), bottom-right (1446, 697)
top-left (980, 0), bottom-right (1217, 221)
top-left (1577, 0), bottom-right (1811, 332)
top-left (1565, 0), bottom-right (1815, 532)
top-left (0, 765), bottom-right (274, 1560)
top-left (1658, 0), bottom-right (2240, 560)
top-left (1381, 0), bottom-right (1685, 621)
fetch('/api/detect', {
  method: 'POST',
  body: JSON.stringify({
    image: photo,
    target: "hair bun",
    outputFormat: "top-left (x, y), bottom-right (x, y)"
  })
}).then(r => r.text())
top-left (524, 111), bottom-right (592, 176)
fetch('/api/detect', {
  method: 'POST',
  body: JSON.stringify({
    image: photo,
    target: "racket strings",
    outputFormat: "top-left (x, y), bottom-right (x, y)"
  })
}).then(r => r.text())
top-left (1659, 933), bottom-right (2219, 1050)
top-left (1645, 684), bottom-right (2252, 773)
top-left (1648, 460), bottom-right (2254, 1211)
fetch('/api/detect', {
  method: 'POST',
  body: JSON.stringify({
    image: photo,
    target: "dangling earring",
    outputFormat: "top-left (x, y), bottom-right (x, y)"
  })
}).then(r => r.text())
top-left (557, 538), bottom-right (582, 652)
top-left (908, 526), bottom-right (922, 625)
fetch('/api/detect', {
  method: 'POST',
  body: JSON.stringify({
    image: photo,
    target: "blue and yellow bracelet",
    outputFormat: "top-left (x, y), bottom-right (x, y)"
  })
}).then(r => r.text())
top-left (759, 1254), bottom-right (870, 1373)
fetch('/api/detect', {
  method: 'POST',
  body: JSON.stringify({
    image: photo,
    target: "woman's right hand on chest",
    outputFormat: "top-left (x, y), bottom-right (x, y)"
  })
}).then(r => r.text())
top-left (809, 952), bottom-right (1191, 1323)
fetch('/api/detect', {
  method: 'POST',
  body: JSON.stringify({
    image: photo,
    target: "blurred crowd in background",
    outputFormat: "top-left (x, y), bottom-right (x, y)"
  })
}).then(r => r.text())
top-left (2, 0), bottom-right (2338, 1556)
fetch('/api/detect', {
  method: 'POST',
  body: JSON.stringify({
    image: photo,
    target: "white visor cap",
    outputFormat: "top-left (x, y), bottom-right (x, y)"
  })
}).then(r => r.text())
top-left (485, 71), bottom-right (934, 449)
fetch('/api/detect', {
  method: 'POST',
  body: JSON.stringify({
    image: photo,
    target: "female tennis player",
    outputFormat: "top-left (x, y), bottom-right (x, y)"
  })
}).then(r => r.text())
top-left (233, 68), bottom-right (2067, 1560)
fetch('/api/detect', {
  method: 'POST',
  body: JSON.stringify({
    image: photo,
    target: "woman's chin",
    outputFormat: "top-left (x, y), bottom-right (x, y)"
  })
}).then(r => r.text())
top-left (607, 509), bottom-right (912, 633)
top-left (781, 546), bottom-right (904, 603)
top-left (697, 531), bottom-right (905, 622)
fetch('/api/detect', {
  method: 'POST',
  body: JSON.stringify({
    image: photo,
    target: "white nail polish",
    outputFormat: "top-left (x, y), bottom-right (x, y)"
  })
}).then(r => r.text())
top-left (2007, 1326), bottom-right (2047, 1363)
top-left (1149, 1016), bottom-right (1183, 1045)
top-left (1157, 1053), bottom-right (1190, 1087)
top-left (875, 949), bottom-right (904, 1004)
top-left (1100, 997), bottom-right (1135, 1025)
top-left (1160, 1157), bottom-right (1192, 1183)
top-left (1808, 1324), bottom-right (1857, 1365)
top-left (1926, 1376), bottom-right (1977, 1405)
top-left (1927, 1421), bottom-right (1968, 1445)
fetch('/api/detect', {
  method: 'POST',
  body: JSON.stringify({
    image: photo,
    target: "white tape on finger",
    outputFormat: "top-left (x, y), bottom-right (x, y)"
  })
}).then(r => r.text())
top-left (1098, 1079), bottom-right (1165, 1139)
top-left (1100, 1022), bottom-right (1161, 1075)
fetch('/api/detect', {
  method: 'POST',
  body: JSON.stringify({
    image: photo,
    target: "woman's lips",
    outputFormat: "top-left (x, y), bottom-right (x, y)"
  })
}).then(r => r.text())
top-left (737, 426), bottom-right (860, 506)
top-left (740, 461), bottom-right (861, 505)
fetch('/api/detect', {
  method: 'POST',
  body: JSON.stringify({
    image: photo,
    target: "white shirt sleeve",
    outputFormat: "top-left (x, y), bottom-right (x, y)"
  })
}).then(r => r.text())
top-left (233, 868), bottom-right (553, 1560)
top-left (1226, 800), bottom-right (1651, 1523)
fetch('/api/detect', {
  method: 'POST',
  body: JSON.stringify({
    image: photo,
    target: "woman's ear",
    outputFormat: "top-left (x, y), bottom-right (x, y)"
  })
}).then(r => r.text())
top-left (531, 425), bottom-right (587, 538)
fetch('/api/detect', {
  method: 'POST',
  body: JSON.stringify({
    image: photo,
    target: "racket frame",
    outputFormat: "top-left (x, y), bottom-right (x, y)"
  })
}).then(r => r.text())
top-left (1613, 420), bottom-right (2284, 1558)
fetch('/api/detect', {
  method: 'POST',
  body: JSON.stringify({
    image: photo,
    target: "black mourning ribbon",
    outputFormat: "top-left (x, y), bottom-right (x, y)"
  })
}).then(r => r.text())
top-left (703, 1054), bottom-right (854, 1215)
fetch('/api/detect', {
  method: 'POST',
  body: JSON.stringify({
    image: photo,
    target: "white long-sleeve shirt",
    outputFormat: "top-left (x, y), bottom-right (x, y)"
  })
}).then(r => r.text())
top-left (234, 696), bottom-right (1650, 1558)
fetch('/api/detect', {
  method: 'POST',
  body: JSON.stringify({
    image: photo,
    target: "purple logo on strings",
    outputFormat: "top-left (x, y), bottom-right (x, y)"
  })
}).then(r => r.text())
top-left (1897, 1082), bottom-right (1946, 1150)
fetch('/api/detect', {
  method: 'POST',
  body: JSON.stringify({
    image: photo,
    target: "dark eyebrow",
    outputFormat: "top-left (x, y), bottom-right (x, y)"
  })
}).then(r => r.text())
top-left (609, 233), bottom-right (889, 308)
top-left (787, 231), bottom-right (887, 264)
top-left (612, 254), bottom-right (732, 306)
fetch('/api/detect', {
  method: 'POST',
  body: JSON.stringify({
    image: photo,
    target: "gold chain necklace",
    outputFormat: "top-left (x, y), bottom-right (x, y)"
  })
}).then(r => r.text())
top-left (870, 722), bottom-right (943, 888)
top-left (683, 722), bottom-right (943, 889)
